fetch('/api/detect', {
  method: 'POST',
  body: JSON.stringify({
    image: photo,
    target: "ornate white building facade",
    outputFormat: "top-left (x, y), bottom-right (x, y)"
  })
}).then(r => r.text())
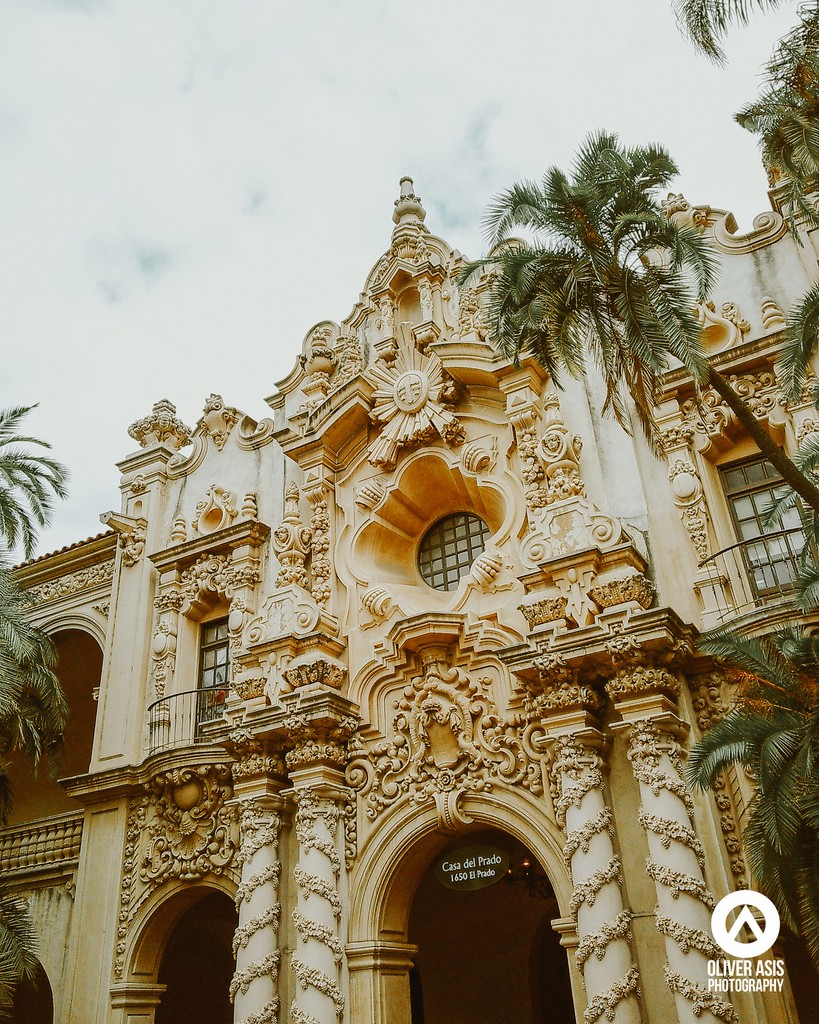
top-left (6, 178), bottom-right (819, 1023)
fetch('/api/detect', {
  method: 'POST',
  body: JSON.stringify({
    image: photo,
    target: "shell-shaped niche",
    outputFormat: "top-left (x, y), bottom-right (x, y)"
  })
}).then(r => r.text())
top-left (350, 449), bottom-right (509, 595)
top-left (193, 484), bottom-right (238, 536)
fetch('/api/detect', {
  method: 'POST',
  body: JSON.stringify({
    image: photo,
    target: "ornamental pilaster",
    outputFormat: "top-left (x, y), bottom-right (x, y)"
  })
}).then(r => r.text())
top-left (272, 483), bottom-right (312, 589)
top-left (607, 665), bottom-right (737, 1024)
top-left (302, 470), bottom-right (334, 609)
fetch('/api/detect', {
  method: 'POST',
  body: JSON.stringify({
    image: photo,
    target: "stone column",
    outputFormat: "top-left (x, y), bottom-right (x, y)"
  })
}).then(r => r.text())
top-left (230, 796), bottom-right (285, 1024)
top-left (227, 734), bottom-right (288, 1024)
top-left (607, 662), bottom-right (737, 1024)
top-left (528, 656), bottom-right (643, 1024)
top-left (289, 785), bottom-right (345, 1024)
top-left (551, 733), bottom-right (643, 1024)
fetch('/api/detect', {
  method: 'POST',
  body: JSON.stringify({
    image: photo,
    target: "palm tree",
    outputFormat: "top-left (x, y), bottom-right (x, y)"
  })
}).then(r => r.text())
top-left (462, 131), bottom-right (819, 510)
top-left (0, 405), bottom-right (68, 562)
top-left (735, 6), bottom-right (819, 227)
top-left (0, 405), bottom-right (67, 1015)
top-left (673, 0), bottom-right (790, 64)
top-left (688, 620), bottom-right (819, 966)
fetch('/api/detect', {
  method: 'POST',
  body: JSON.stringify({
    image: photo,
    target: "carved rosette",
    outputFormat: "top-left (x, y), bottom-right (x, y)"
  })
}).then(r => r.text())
top-left (231, 799), bottom-right (284, 1024)
top-left (550, 736), bottom-right (642, 1024)
top-left (622, 720), bottom-right (736, 1024)
top-left (366, 347), bottom-right (464, 468)
top-left (272, 483), bottom-right (311, 589)
top-left (346, 655), bottom-right (542, 829)
top-left (290, 789), bottom-right (345, 1024)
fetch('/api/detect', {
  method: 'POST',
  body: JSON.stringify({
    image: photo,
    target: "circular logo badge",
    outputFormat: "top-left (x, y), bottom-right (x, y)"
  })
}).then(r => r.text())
top-left (393, 370), bottom-right (429, 413)
top-left (711, 890), bottom-right (780, 958)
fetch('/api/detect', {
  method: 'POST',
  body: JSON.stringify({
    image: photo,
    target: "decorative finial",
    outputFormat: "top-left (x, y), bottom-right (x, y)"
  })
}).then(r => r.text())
top-left (392, 176), bottom-right (426, 228)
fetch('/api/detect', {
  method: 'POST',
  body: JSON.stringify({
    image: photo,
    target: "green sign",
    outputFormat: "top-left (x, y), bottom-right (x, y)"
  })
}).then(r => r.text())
top-left (435, 845), bottom-right (509, 891)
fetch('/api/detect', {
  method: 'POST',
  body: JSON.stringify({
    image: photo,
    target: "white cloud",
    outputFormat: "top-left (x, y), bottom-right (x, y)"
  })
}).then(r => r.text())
top-left (0, 0), bottom-right (801, 554)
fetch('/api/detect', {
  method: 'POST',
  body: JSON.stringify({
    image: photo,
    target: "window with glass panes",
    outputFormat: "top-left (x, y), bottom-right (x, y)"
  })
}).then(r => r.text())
top-left (198, 619), bottom-right (229, 725)
top-left (418, 513), bottom-right (490, 591)
top-left (720, 457), bottom-right (806, 595)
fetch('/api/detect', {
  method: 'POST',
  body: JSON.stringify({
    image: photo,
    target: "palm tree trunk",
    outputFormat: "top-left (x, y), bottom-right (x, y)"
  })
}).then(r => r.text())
top-left (707, 365), bottom-right (819, 511)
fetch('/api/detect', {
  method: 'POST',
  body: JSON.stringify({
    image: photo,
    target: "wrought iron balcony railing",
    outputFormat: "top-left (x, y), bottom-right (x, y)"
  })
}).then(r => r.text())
top-left (146, 687), bottom-right (228, 756)
top-left (697, 527), bottom-right (807, 626)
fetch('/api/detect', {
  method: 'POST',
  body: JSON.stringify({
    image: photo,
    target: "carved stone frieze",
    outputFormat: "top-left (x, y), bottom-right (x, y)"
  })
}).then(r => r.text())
top-left (128, 398), bottom-right (192, 450)
top-left (366, 348), bottom-right (464, 468)
top-left (347, 655), bottom-right (542, 822)
top-left (29, 559), bottom-right (115, 604)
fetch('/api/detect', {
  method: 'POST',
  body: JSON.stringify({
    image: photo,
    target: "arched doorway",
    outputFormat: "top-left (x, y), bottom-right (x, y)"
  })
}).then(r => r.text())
top-left (408, 829), bottom-right (573, 1024)
top-left (154, 890), bottom-right (237, 1024)
top-left (11, 962), bottom-right (53, 1023)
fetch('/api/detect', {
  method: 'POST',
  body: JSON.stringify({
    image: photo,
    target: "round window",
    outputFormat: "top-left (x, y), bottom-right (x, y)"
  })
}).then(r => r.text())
top-left (418, 513), bottom-right (491, 592)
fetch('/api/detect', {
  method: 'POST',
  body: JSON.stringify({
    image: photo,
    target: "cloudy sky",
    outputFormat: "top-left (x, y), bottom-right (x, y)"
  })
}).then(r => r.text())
top-left (2, 0), bottom-right (798, 557)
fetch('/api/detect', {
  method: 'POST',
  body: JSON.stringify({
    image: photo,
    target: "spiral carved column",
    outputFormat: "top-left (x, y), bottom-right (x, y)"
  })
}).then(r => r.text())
top-left (551, 734), bottom-right (643, 1024)
top-left (290, 787), bottom-right (345, 1024)
top-left (607, 659), bottom-right (737, 1024)
top-left (626, 720), bottom-right (736, 1024)
top-left (231, 797), bottom-right (284, 1024)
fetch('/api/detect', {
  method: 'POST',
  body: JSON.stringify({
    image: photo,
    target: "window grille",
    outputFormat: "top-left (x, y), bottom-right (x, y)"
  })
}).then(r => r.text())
top-left (418, 513), bottom-right (490, 592)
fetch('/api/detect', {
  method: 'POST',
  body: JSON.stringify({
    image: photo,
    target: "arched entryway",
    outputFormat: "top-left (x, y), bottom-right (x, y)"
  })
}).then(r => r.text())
top-left (408, 829), bottom-right (573, 1024)
top-left (11, 961), bottom-right (53, 1023)
top-left (346, 794), bottom-right (576, 1024)
top-left (154, 890), bottom-right (237, 1024)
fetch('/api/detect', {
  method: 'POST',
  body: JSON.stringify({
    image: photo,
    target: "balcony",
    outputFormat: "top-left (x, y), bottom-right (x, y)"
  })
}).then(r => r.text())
top-left (697, 527), bottom-right (806, 629)
top-left (146, 688), bottom-right (229, 757)
top-left (0, 810), bottom-right (83, 883)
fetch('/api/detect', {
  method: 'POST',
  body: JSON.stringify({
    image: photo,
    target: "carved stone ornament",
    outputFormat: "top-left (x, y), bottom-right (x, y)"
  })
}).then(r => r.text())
top-left (29, 560), bottom-right (115, 604)
top-left (605, 663), bottom-right (681, 702)
top-left (140, 765), bottom-right (237, 885)
top-left (456, 285), bottom-right (489, 342)
top-left (588, 574), bottom-right (653, 610)
top-left (760, 295), bottom-right (786, 331)
top-left (115, 765), bottom-right (238, 977)
top-left (272, 483), bottom-right (311, 588)
top-left (128, 398), bottom-right (192, 450)
top-left (192, 484), bottom-right (238, 536)
top-left (682, 369), bottom-right (784, 452)
top-left (521, 654), bottom-right (601, 717)
top-left (347, 655), bottom-right (542, 822)
top-left (366, 348), bottom-right (465, 468)
top-left (198, 393), bottom-right (239, 450)
top-left (179, 553), bottom-right (259, 617)
top-left (281, 654), bottom-right (347, 695)
top-left (694, 299), bottom-right (749, 353)
top-left (517, 393), bottom-right (622, 567)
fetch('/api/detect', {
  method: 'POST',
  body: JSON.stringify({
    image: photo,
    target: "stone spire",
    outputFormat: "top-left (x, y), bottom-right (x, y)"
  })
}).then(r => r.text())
top-left (392, 176), bottom-right (427, 235)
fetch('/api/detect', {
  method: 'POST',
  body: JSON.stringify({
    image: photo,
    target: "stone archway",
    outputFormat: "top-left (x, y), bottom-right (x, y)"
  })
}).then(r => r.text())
top-left (346, 792), bottom-right (578, 1024)
top-left (408, 828), bottom-right (574, 1024)
top-left (113, 880), bottom-right (237, 1024)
